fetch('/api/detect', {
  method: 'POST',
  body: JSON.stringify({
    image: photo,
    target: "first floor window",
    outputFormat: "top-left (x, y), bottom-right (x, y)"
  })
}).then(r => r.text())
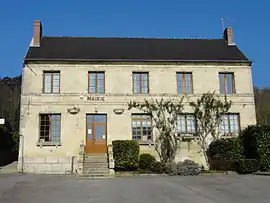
top-left (39, 114), bottom-right (61, 143)
top-left (219, 72), bottom-right (235, 94)
top-left (132, 114), bottom-right (152, 141)
top-left (219, 113), bottom-right (240, 135)
top-left (133, 72), bottom-right (149, 94)
top-left (88, 71), bottom-right (105, 94)
top-left (43, 71), bottom-right (60, 93)
top-left (177, 114), bottom-right (196, 134)
top-left (177, 72), bottom-right (193, 93)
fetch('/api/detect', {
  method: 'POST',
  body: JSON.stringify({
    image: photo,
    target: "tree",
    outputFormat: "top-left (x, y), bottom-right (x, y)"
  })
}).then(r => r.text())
top-left (128, 98), bottom-right (184, 164)
top-left (189, 92), bottom-right (231, 167)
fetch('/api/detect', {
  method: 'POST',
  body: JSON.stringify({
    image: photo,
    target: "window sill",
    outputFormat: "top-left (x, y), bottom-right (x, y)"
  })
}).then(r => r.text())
top-left (135, 140), bottom-right (154, 145)
top-left (36, 142), bottom-right (62, 147)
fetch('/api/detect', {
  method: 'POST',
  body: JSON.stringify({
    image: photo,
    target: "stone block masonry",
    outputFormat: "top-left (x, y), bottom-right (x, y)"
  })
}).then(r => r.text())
top-left (22, 156), bottom-right (78, 174)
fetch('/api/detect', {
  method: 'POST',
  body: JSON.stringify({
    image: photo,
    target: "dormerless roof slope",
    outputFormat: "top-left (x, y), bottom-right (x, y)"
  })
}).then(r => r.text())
top-left (25, 36), bottom-right (250, 62)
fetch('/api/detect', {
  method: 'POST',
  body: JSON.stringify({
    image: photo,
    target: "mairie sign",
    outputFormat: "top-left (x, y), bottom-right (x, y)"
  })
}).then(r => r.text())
top-left (87, 96), bottom-right (105, 102)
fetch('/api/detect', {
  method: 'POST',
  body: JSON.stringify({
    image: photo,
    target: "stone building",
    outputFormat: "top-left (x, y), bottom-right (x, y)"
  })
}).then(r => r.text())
top-left (18, 20), bottom-right (256, 174)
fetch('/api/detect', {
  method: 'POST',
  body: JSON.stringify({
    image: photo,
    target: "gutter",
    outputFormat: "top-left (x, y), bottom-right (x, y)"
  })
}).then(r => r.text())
top-left (24, 58), bottom-right (252, 65)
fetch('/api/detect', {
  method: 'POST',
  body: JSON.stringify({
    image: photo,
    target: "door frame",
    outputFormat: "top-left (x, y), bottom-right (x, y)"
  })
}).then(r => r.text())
top-left (85, 114), bottom-right (107, 154)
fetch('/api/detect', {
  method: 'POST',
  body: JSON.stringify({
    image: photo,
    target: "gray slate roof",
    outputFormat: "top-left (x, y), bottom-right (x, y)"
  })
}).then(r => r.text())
top-left (25, 36), bottom-right (250, 62)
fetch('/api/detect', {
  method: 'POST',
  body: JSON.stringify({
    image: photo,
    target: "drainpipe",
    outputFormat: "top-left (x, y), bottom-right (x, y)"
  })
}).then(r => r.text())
top-left (18, 133), bottom-right (24, 172)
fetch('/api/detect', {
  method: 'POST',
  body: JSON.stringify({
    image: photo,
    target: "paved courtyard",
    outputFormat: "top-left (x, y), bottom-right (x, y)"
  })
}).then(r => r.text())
top-left (0, 174), bottom-right (269, 203)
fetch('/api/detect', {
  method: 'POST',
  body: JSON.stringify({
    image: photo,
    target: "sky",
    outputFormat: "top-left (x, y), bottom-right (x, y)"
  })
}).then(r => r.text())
top-left (0, 0), bottom-right (269, 87)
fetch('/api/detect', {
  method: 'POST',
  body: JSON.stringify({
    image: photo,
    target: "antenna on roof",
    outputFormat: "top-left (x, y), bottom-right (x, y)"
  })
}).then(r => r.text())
top-left (221, 16), bottom-right (225, 34)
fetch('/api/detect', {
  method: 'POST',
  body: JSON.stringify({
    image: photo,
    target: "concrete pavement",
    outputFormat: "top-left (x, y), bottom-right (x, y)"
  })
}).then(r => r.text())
top-left (0, 174), bottom-right (269, 203)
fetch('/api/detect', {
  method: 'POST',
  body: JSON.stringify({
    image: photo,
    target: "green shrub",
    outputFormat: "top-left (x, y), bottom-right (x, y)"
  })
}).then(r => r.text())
top-left (240, 125), bottom-right (270, 171)
top-left (208, 159), bottom-right (237, 171)
top-left (176, 160), bottom-right (200, 176)
top-left (165, 160), bottom-right (200, 176)
top-left (208, 137), bottom-right (244, 160)
top-left (112, 140), bottom-right (139, 171)
top-left (235, 159), bottom-right (260, 174)
top-left (139, 153), bottom-right (156, 170)
top-left (151, 161), bottom-right (166, 174)
top-left (208, 137), bottom-right (244, 171)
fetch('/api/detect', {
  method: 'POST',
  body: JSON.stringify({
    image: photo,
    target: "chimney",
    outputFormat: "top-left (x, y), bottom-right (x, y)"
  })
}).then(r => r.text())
top-left (223, 26), bottom-right (235, 45)
top-left (33, 20), bottom-right (42, 47)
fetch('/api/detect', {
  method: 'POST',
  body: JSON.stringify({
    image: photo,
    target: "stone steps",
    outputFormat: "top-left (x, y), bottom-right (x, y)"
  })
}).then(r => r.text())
top-left (82, 154), bottom-right (110, 177)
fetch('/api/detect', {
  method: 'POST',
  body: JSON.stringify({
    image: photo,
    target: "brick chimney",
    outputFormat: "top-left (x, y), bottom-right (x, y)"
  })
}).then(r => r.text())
top-left (223, 26), bottom-right (235, 46)
top-left (33, 20), bottom-right (42, 47)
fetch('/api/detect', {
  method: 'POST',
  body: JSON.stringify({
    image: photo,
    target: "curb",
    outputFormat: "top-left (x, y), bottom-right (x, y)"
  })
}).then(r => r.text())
top-left (253, 172), bottom-right (270, 176)
top-left (115, 173), bottom-right (168, 177)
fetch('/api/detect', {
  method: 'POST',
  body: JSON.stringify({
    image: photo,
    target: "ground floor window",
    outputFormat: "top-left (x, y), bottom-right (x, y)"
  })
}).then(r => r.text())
top-left (132, 114), bottom-right (152, 141)
top-left (219, 113), bottom-right (240, 135)
top-left (177, 114), bottom-right (196, 134)
top-left (39, 114), bottom-right (61, 143)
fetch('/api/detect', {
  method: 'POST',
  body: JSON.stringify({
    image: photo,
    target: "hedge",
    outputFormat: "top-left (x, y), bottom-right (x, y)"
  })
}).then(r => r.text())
top-left (112, 140), bottom-right (139, 171)
top-left (240, 125), bottom-right (270, 172)
top-left (235, 159), bottom-right (259, 174)
top-left (139, 153), bottom-right (156, 170)
top-left (208, 137), bottom-right (244, 170)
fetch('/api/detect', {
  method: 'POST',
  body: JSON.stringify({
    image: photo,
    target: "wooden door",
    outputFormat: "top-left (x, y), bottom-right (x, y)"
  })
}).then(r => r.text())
top-left (85, 114), bottom-right (107, 154)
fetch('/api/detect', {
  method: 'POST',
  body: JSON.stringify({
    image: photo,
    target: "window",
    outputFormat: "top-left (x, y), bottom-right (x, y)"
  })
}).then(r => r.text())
top-left (219, 113), bottom-right (240, 135)
top-left (39, 114), bottom-right (61, 143)
top-left (177, 114), bottom-right (196, 134)
top-left (132, 114), bottom-right (152, 141)
top-left (133, 72), bottom-right (149, 94)
top-left (219, 73), bottom-right (235, 94)
top-left (177, 73), bottom-right (193, 93)
top-left (88, 72), bottom-right (105, 94)
top-left (43, 71), bottom-right (60, 93)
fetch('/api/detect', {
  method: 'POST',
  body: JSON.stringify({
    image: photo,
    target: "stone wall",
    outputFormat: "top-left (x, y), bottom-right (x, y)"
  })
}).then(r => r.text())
top-left (22, 156), bottom-right (78, 174)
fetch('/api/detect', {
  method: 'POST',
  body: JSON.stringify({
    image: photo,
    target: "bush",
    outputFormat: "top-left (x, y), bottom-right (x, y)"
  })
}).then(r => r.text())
top-left (176, 160), bottom-right (200, 176)
top-left (208, 137), bottom-right (244, 171)
top-left (165, 160), bottom-right (200, 176)
top-left (208, 137), bottom-right (244, 160)
top-left (139, 153), bottom-right (156, 170)
top-left (208, 159), bottom-right (237, 171)
top-left (151, 161), bottom-right (166, 174)
top-left (235, 159), bottom-right (260, 174)
top-left (240, 125), bottom-right (270, 171)
top-left (112, 140), bottom-right (139, 171)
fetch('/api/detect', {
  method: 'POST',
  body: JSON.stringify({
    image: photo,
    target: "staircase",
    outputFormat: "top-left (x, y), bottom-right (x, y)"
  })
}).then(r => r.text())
top-left (81, 154), bottom-right (111, 177)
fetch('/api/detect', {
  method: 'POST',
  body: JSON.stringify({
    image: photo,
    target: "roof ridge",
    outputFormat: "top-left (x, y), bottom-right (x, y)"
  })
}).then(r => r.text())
top-left (42, 36), bottom-right (224, 41)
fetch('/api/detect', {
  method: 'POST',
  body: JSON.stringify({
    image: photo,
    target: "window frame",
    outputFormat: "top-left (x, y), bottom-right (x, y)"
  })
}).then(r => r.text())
top-left (38, 114), bottom-right (61, 145)
top-left (88, 71), bottom-right (105, 94)
top-left (131, 114), bottom-right (152, 143)
top-left (132, 72), bottom-right (149, 94)
top-left (219, 72), bottom-right (236, 94)
top-left (177, 113), bottom-right (196, 135)
top-left (43, 71), bottom-right (61, 94)
top-left (176, 72), bottom-right (193, 94)
top-left (219, 113), bottom-right (240, 136)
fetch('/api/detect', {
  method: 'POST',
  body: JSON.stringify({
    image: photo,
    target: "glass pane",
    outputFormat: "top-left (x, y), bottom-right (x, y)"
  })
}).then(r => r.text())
top-left (94, 115), bottom-right (106, 122)
top-left (89, 73), bottom-right (96, 80)
top-left (89, 79), bottom-right (96, 87)
top-left (219, 74), bottom-right (225, 94)
top-left (141, 86), bottom-right (148, 94)
top-left (133, 73), bottom-right (140, 81)
top-left (141, 73), bottom-right (148, 81)
top-left (94, 125), bottom-right (105, 139)
top-left (50, 115), bottom-right (61, 142)
top-left (87, 115), bottom-right (94, 123)
top-left (226, 74), bottom-right (233, 94)
top-left (89, 86), bottom-right (96, 93)
top-left (44, 73), bottom-right (51, 93)
top-left (177, 74), bottom-right (183, 93)
top-left (134, 85), bottom-right (140, 93)
top-left (97, 73), bottom-right (104, 80)
top-left (97, 87), bottom-right (104, 94)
